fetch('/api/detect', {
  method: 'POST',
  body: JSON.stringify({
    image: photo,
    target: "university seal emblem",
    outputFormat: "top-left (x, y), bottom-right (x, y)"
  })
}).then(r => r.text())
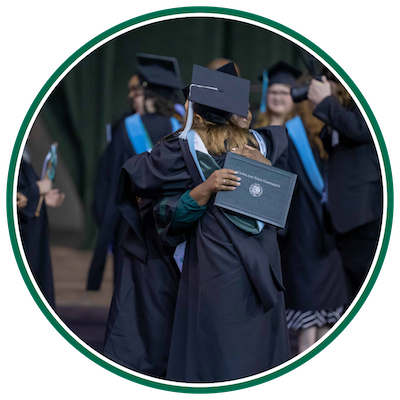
top-left (249, 183), bottom-right (263, 197)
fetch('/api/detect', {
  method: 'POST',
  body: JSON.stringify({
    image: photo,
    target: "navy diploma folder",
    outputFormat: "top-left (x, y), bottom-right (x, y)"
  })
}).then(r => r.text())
top-left (214, 152), bottom-right (297, 228)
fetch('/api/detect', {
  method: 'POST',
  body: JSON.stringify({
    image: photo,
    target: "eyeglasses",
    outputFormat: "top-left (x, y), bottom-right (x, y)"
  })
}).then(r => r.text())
top-left (268, 90), bottom-right (291, 97)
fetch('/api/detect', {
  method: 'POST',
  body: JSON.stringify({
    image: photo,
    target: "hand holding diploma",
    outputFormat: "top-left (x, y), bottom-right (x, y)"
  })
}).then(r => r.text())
top-left (189, 144), bottom-right (271, 207)
top-left (189, 169), bottom-right (241, 206)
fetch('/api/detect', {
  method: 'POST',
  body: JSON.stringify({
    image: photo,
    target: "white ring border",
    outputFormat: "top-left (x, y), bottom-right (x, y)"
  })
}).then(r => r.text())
top-left (11, 11), bottom-right (388, 389)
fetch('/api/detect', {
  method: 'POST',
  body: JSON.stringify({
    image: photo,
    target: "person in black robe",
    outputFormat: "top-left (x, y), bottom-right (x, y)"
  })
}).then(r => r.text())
top-left (17, 153), bottom-right (65, 309)
top-left (279, 106), bottom-right (352, 351)
top-left (109, 64), bottom-right (291, 382)
top-left (254, 62), bottom-right (351, 352)
top-left (307, 70), bottom-right (383, 297)
top-left (92, 75), bottom-right (138, 227)
top-left (86, 54), bottom-right (183, 290)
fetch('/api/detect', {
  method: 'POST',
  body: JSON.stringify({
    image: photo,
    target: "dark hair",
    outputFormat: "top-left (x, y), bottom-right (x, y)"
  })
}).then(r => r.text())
top-left (193, 103), bottom-right (232, 125)
top-left (145, 90), bottom-right (176, 118)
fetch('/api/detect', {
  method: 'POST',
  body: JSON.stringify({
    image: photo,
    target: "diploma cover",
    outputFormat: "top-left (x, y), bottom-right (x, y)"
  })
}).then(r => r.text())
top-left (214, 152), bottom-right (297, 228)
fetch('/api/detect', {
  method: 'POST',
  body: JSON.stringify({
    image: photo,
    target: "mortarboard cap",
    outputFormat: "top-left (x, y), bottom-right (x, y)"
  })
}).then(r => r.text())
top-left (136, 53), bottom-right (183, 99)
top-left (182, 61), bottom-right (239, 99)
top-left (215, 61), bottom-right (238, 77)
top-left (188, 64), bottom-right (250, 122)
top-left (261, 61), bottom-right (302, 87)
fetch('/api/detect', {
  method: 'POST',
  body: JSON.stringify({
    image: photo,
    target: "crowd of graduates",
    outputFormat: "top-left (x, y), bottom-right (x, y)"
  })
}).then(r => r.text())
top-left (17, 53), bottom-right (382, 382)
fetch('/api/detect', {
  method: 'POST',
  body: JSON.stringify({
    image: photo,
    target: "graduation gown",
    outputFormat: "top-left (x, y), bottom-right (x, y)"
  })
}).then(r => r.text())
top-left (102, 194), bottom-right (181, 378)
top-left (278, 137), bottom-right (351, 312)
top-left (87, 113), bottom-right (179, 290)
top-left (110, 127), bottom-right (291, 382)
top-left (18, 160), bottom-right (55, 308)
top-left (313, 96), bottom-right (383, 295)
top-left (313, 96), bottom-right (382, 234)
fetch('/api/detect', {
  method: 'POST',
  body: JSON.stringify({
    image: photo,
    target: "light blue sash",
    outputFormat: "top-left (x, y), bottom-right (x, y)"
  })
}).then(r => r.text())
top-left (125, 114), bottom-right (180, 154)
top-left (170, 116), bottom-right (181, 132)
top-left (285, 116), bottom-right (324, 195)
top-left (259, 69), bottom-right (269, 113)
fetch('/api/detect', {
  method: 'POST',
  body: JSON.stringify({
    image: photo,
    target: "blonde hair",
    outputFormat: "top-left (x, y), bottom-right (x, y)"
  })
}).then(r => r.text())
top-left (254, 106), bottom-right (298, 129)
top-left (191, 114), bottom-right (258, 156)
top-left (297, 100), bottom-right (328, 160)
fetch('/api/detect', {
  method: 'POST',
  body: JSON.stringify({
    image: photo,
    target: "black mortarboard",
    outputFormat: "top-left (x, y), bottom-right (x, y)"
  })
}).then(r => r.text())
top-left (179, 64), bottom-right (250, 137)
top-left (265, 61), bottom-right (302, 87)
top-left (182, 61), bottom-right (238, 99)
top-left (136, 53), bottom-right (183, 99)
top-left (216, 61), bottom-right (238, 77)
top-left (188, 64), bottom-right (249, 124)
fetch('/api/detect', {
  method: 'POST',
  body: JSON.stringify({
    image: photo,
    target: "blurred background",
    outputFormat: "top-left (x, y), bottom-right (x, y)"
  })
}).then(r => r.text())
top-left (29, 18), bottom-right (310, 246)
top-left (24, 17), bottom-right (318, 354)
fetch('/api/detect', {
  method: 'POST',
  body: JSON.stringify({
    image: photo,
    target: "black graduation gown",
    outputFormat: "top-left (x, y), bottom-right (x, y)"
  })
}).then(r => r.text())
top-left (313, 96), bottom-right (383, 295)
top-left (278, 138), bottom-right (351, 312)
top-left (87, 113), bottom-right (177, 290)
top-left (102, 195), bottom-right (181, 378)
top-left (111, 127), bottom-right (291, 383)
top-left (18, 160), bottom-right (55, 308)
top-left (313, 96), bottom-right (382, 234)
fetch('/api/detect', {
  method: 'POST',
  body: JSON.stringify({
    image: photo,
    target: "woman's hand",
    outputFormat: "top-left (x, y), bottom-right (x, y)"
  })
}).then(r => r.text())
top-left (189, 169), bottom-right (241, 206)
top-left (36, 178), bottom-right (52, 195)
top-left (203, 168), bottom-right (241, 194)
top-left (45, 188), bottom-right (66, 208)
top-left (231, 145), bottom-right (272, 165)
top-left (17, 192), bottom-right (28, 209)
top-left (307, 75), bottom-right (332, 106)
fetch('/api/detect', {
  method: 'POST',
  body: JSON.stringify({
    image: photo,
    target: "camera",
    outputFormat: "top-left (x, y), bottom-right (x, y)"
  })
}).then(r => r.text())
top-left (291, 76), bottom-right (321, 103)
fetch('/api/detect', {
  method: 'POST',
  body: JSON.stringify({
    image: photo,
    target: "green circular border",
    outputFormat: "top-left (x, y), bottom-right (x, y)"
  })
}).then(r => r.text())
top-left (6, 6), bottom-right (394, 394)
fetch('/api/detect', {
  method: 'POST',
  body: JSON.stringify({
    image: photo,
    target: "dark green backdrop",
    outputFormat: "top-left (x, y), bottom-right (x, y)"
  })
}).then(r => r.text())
top-left (38, 17), bottom-right (308, 246)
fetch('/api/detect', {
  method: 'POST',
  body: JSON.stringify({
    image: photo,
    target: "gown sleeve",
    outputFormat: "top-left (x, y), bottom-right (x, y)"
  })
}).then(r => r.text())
top-left (172, 191), bottom-right (208, 229)
top-left (118, 135), bottom-right (192, 200)
top-left (153, 190), bottom-right (207, 246)
top-left (256, 126), bottom-right (288, 170)
top-left (116, 135), bottom-right (195, 249)
top-left (313, 95), bottom-right (371, 144)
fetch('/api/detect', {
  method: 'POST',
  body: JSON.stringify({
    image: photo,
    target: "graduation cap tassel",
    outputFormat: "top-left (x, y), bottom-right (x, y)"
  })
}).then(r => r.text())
top-left (178, 100), bottom-right (194, 140)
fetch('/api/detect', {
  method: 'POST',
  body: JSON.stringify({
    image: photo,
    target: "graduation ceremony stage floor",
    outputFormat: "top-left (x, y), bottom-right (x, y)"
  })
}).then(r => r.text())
top-left (50, 245), bottom-right (298, 358)
top-left (51, 246), bottom-right (113, 353)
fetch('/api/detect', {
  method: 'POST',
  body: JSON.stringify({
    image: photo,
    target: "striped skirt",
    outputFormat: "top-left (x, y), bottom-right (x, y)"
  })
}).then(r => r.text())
top-left (286, 306), bottom-right (344, 331)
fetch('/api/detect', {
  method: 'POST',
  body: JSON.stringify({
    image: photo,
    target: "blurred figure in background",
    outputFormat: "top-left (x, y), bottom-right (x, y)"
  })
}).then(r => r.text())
top-left (308, 69), bottom-right (383, 297)
top-left (207, 57), bottom-right (241, 76)
top-left (255, 61), bottom-right (299, 127)
top-left (17, 192), bottom-right (28, 209)
top-left (255, 62), bottom-right (351, 353)
top-left (87, 54), bottom-right (183, 291)
top-left (18, 149), bottom-right (65, 309)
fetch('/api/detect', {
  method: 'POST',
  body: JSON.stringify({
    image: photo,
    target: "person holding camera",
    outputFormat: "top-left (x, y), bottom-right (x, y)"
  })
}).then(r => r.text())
top-left (256, 62), bottom-right (351, 352)
top-left (307, 72), bottom-right (383, 297)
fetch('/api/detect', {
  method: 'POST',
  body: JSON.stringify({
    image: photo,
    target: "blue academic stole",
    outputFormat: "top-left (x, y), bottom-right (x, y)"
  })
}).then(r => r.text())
top-left (285, 116), bottom-right (324, 195)
top-left (125, 113), bottom-right (180, 154)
